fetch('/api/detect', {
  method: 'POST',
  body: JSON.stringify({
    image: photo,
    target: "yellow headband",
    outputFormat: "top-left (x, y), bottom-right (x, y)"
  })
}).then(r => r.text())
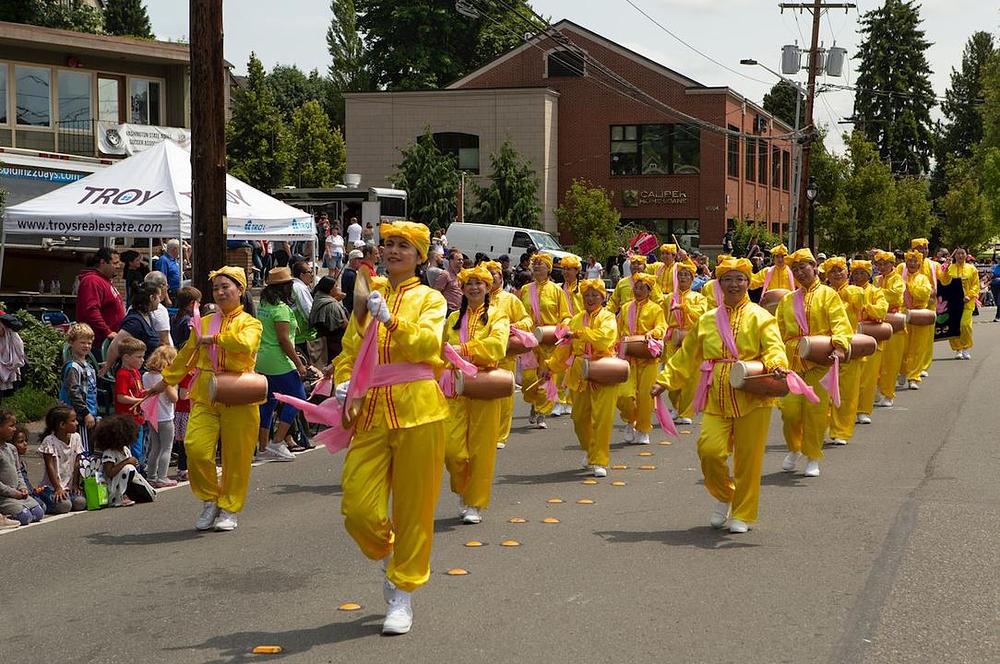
top-left (380, 221), bottom-right (430, 261)
top-left (905, 249), bottom-right (923, 262)
top-left (850, 260), bottom-right (873, 275)
top-left (559, 255), bottom-right (582, 270)
top-left (770, 243), bottom-right (789, 256)
top-left (714, 254), bottom-right (732, 267)
top-left (911, 238), bottom-right (929, 249)
top-left (208, 265), bottom-right (247, 291)
top-left (482, 260), bottom-right (503, 274)
top-left (675, 259), bottom-right (698, 275)
top-left (629, 254), bottom-right (648, 267)
top-left (788, 248), bottom-right (816, 266)
top-left (579, 278), bottom-right (607, 298)
top-left (822, 257), bottom-right (847, 273)
top-left (715, 258), bottom-right (753, 279)
top-left (458, 265), bottom-right (493, 286)
top-left (874, 250), bottom-right (895, 264)
top-left (531, 253), bottom-right (553, 270)
top-left (632, 272), bottom-right (656, 289)
top-left (660, 243), bottom-right (677, 255)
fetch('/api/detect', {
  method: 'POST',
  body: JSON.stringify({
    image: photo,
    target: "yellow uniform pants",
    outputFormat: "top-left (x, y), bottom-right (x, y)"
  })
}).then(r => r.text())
top-left (557, 371), bottom-right (573, 408)
top-left (445, 397), bottom-right (501, 509)
top-left (905, 324), bottom-right (934, 382)
top-left (878, 330), bottom-right (908, 399)
top-left (521, 348), bottom-right (556, 415)
top-left (497, 357), bottom-right (516, 444)
top-left (857, 349), bottom-right (882, 416)
top-left (698, 407), bottom-right (772, 524)
top-left (949, 306), bottom-right (974, 351)
top-left (184, 400), bottom-right (260, 513)
top-left (921, 314), bottom-right (936, 372)
top-left (829, 357), bottom-right (863, 441)
top-left (341, 418), bottom-right (445, 593)
top-left (573, 383), bottom-right (616, 467)
top-left (616, 360), bottom-right (658, 433)
top-left (780, 365), bottom-right (831, 461)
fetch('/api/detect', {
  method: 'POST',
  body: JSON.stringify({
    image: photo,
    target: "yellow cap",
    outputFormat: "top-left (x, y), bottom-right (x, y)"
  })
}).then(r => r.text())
top-left (715, 258), bottom-right (753, 279)
top-left (629, 254), bottom-right (648, 268)
top-left (531, 253), bottom-right (553, 270)
top-left (458, 265), bottom-right (493, 285)
top-left (579, 278), bottom-right (607, 298)
top-left (482, 260), bottom-right (503, 274)
top-left (632, 272), bottom-right (656, 289)
top-left (904, 249), bottom-right (923, 262)
top-left (209, 265), bottom-right (247, 291)
top-left (911, 238), bottom-right (929, 249)
top-left (675, 259), bottom-right (698, 275)
top-left (787, 248), bottom-right (816, 265)
top-left (659, 243), bottom-right (677, 255)
top-left (559, 255), bottom-right (582, 270)
top-left (874, 250), bottom-right (895, 264)
top-left (822, 256), bottom-right (847, 273)
top-left (380, 221), bottom-right (430, 261)
top-left (770, 243), bottom-right (789, 256)
top-left (850, 260), bottom-right (873, 274)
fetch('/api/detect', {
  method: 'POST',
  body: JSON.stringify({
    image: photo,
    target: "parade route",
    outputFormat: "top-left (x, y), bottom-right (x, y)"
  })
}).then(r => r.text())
top-left (4, 317), bottom-right (999, 664)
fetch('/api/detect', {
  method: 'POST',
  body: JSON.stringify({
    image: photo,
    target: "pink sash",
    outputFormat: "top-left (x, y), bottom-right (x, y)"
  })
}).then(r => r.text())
top-left (901, 265), bottom-right (913, 310)
top-left (692, 302), bottom-right (740, 414)
top-left (794, 286), bottom-right (840, 403)
top-left (529, 282), bottom-right (542, 322)
top-left (792, 288), bottom-right (810, 335)
top-left (438, 310), bottom-right (480, 397)
top-left (563, 283), bottom-right (576, 315)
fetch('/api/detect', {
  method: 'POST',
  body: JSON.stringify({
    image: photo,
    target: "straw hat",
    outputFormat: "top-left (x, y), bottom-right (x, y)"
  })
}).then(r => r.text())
top-left (266, 267), bottom-right (293, 285)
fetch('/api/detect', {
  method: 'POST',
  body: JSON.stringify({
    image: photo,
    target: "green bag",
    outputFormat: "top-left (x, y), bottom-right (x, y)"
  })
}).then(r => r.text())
top-left (83, 475), bottom-right (108, 511)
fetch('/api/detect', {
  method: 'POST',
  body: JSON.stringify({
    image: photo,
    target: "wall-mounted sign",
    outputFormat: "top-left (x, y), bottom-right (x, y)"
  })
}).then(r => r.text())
top-left (622, 189), bottom-right (689, 207)
top-left (98, 122), bottom-right (191, 156)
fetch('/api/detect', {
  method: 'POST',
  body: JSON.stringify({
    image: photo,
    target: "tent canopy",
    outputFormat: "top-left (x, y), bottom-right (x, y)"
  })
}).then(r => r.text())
top-left (2, 140), bottom-right (314, 240)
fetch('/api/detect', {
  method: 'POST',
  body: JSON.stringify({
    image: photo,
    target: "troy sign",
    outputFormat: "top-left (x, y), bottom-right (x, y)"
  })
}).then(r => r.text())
top-left (77, 186), bottom-right (163, 206)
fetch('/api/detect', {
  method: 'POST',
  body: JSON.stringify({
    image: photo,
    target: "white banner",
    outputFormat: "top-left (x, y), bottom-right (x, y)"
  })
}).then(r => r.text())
top-left (97, 121), bottom-right (192, 156)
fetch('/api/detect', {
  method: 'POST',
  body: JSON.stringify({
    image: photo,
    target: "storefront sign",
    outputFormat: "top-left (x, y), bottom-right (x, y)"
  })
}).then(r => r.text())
top-left (623, 189), bottom-right (689, 207)
top-left (97, 121), bottom-right (192, 156)
top-left (0, 166), bottom-right (86, 184)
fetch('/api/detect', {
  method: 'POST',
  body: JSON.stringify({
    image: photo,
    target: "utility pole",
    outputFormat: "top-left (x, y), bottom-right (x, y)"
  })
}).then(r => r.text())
top-left (189, 0), bottom-right (227, 300)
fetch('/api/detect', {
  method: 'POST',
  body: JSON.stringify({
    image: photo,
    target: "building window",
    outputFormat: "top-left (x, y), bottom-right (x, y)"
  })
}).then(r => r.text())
top-left (623, 218), bottom-right (700, 248)
top-left (130, 78), bottom-right (161, 125)
top-left (758, 139), bottom-right (768, 187)
top-left (98, 76), bottom-right (124, 123)
top-left (610, 124), bottom-right (700, 176)
top-left (745, 137), bottom-right (755, 183)
top-left (547, 50), bottom-right (585, 77)
top-left (57, 70), bottom-right (92, 126)
top-left (0, 66), bottom-right (7, 125)
top-left (15, 65), bottom-right (50, 127)
top-left (727, 125), bottom-right (739, 178)
top-left (431, 132), bottom-right (480, 174)
top-left (782, 150), bottom-right (791, 190)
top-left (771, 145), bottom-right (781, 189)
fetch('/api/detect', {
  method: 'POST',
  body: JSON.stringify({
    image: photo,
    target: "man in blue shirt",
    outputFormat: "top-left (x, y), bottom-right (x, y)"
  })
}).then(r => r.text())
top-left (159, 239), bottom-right (182, 299)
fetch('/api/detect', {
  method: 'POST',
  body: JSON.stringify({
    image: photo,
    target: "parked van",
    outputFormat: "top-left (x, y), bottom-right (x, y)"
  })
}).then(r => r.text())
top-left (445, 223), bottom-right (579, 264)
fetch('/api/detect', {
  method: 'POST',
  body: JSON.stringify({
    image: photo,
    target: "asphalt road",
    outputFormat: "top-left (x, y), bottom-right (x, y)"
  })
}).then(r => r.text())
top-left (4, 314), bottom-right (1000, 664)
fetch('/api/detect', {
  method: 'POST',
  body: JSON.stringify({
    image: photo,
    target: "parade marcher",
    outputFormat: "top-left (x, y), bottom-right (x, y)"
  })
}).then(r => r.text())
top-left (443, 265), bottom-right (510, 525)
top-left (647, 243), bottom-right (679, 295)
top-left (483, 261), bottom-right (533, 449)
top-left (554, 255), bottom-right (584, 417)
top-left (750, 244), bottom-right (794, 293)
top-left (615, 272), bottom-right (666, 445)
top-left (542, 279), bottom-right (618, 477)
top-left (699, 254), bottom-right (731, 309)
top-left (825, 257), bottom-right (885, 445)
top-left (901, 250), bottom-right (934, 389)
top-left (147, 266), bottom-right (263, 533)
top-left (874, 251), bottom-right (907, 407)
top-left (607, 255), bottom-right (663, 314)
top-left (332, 221), bottom-right (447, 636)
top-left (519, 253), bottom-right (570, 430)
top-left (662, 259), bottom-right (707, 425)
top-left (850, 260), bottom-right (889, 424)
top-left (904, 238), bottom-right (938, 377)
top-left (938, 247), bottom-right (979, 359)
top-left (652, 258), bottom-right (790, 533)
top-left (776, 249), bottom-right (852, 478)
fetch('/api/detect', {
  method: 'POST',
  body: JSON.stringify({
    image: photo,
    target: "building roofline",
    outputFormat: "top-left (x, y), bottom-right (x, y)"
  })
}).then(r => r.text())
top-left (682, 87), bottom-right (794, 134)
top-left (0, 20), bottom-right (190, 65)
top-left (346, 87), bottom-right (560, 99)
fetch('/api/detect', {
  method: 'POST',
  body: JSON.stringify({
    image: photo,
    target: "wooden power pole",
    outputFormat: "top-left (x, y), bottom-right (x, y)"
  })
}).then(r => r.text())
top-left (189, 0), bottom-right (227, 301)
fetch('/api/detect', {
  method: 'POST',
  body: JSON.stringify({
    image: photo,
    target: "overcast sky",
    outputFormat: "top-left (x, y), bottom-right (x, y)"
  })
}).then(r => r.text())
top-left (147, 0), bottom-right (998, 155)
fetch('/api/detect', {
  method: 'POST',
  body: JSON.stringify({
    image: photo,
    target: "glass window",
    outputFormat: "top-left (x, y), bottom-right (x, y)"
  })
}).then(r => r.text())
top-left (529, 232), bottom-right (563, 251)
top-left (758, 139), bottom-right (768, 186)
top-left (512, 231), bottom-right (532, 248)
top-left (0, 66), bottom-right (7, 125)
top-left (782, 150), bottom-right (791, 190)
top-left (771, 145), bottom-right (781, 189)
top-left (130, 78), bottom-right (161, 125)
top-left (547, 50), bottom-right (585, 77)
top-left (431, 132), bottom-right (479, 174)
top-left (15, 65), bottom-right (50, 127)
top-left (640, 124), bottom-right (670, 175)
top-left (98, 77), bottom-right (121, 123)
top-left (611, 124), bottom-right (700, 176)
top-left (727, 125), bottom-right (739, 178)
top-left (672, 124), bottom-right (700, 175)
top-left (745, 137), bottom-right (755, 183)
top-left (57, 70), bottom-right (92, 126)
top-left (611, 124), bottom-right (639, 176)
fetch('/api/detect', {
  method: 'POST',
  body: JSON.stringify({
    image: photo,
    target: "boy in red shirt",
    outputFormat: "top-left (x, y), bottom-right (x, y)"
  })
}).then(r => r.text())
top-left (114, 338), bottom-right (147, 467)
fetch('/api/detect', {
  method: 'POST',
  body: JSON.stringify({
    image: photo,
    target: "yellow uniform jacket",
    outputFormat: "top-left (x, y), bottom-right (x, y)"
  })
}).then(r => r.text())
top-left (520, 279), bottom-right (570, 326)
top-left (444, 304), bottom-right (510, 369)
top-left (646, 261), bottom-right (677, 294)
top-left (774, 280), bottom-right (853, 373)
top-left (547, 307), bottom-right (618, 392)
top-left (750, 265), bottom-right (794, 292)
top-left (938, 263), bottom-right (980, 308)
top-left (607, 275), bottom-right (664, 314)
top-left (559, 280), bottom-right (585, 318)
top-left (617, 298), bottom-right (666, 359)
top-left (663, 289), bottom-right (707, 346)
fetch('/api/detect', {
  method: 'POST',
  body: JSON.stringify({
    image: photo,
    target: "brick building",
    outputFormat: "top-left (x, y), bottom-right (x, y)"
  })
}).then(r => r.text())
top-left (345, 20), bottom-right (793, 252)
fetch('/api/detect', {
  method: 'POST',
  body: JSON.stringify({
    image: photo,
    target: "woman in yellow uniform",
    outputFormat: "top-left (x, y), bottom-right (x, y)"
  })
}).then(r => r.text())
top-left (151, 266), bottom-right (262, 533)
top-left (908, 238), bottom-right (939, 376)
top-left (750, 244), bottom-right (794, 293)
top-left (541, 279), bottom-right (618, 477)
top-left (699, 254), bottom-right (732, 309)
top-left (647, 243), bottom-right (679, 294)
top-left (875, 251), bottom-right (907, 407)
top-left (333, 221), bottom-right (447, 636)
top-left (901, 250), bottom-right (934, 390)
top-left (443, 265), bottom-right (510, 525)
top-left (483, 261), bottom-right (533, 449)
top-left (825, 257), bottom-right (886, 445)
top-left (616, 272), bottom-right (666, 446)
top-left (653, 258), bottom-right (789, 533)
top-left (850, 259), bottom-right (889, 424)
top-left (519, 253), bottom-right (570, 430)
top-left (554, 255), bottom-right (584, 416)
top-left (608, 255), bottom-right (664, 313)
top-left (938, 247), bottom-right (980, 360)
top-left (776, 249), bottom-right (853, 478)
top-left (662, 259), bottom-right (706, 425)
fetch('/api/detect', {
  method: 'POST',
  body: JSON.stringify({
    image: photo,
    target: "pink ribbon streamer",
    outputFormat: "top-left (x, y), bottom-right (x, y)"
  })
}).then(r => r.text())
top-left (140, 397), bottom-right (159, 431)
top-left (518, 351), bottom-right (539, 370)
top-left (654, 394), bottom-right (679, 437)
top-left (785, 371), bottom-right (820, 403)
top-left (646, 337), bottom-right (664, 357)
top-left (509, 327), bottom-right (538, 349)
top-left (544, 375), bottom-right (559, 402)
top-left (792, 288), bottom-right (810, 336)
top-left (554, 325), bottom-right (573, 346)
top-left (819, 355), bottom-right (841, 407)
top-left (310, 377), bottom-right (333, 398)
top-left (438, 343), bottom-right (479, 398)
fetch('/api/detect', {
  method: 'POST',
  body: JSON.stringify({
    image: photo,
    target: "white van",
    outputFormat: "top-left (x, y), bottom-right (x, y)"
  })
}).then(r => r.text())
top-left (445, 222), bottom-right (579, 264)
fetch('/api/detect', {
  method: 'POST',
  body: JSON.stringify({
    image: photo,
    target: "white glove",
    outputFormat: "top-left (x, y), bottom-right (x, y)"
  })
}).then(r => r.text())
top-left (367, 291), bottom-right (391, 324)
top-left (334, 381), bottom-right (350, 403)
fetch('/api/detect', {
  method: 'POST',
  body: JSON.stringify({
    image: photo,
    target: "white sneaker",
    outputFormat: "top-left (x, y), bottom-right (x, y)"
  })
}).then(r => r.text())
top-left (803, 460), bottom-right (820, 477)
top-left (592, 466), bottom-right (608, 478)
top-left (831, 438), bottom-right (848, 446)
top-left (874, 394), bottom-right (893, 408)
top-left (462, 507), bottom-right (482, 524)
top-left (962, 351), bottom-right (971, 360)
top-left (535, 415), bottom-right (547, 429)
top-left (213, 509), bottom-right (238, 531)
top-left (636, 432), bottom-right (651, 445)
top-left (907, 381), bottom-right (920, 390)
top-left (919, 370), bottom-right (928, 377)
top-left (550, 403), bottom-right (562, 417)
top-left (781, 452), bottom-right (801, 472)
top-left (728, 519), bottom-right (750, 534)
top-left (382, 589), bottom-right (413, 635)
top-left (673, 417), bottom-right (693, 425)
top-left (709, 500), bottom-right (730, 529)
top-left (857, 414), bottom-right (872, 425)
top-left (562, 404), bottom-right (572, 416)
top-left (196, 501), bottom-right (220, 531)
top-left (266, 442), bottom-right (296, 461)
top-left (496, 440), bottom-right (506, 449)
top-left (955, 351), bottom-right (964, 360)
top-left (528, 408), bottom-right (537, 425)
top-left (623, 425), bottom-right (635, 443)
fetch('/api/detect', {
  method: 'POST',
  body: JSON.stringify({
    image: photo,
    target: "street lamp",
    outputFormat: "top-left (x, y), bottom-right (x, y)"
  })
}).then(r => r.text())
top-left (805, 176), bottom-right (818, 253)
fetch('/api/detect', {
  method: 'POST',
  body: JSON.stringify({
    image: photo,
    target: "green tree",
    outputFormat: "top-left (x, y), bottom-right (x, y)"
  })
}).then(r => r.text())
top-left (290, 100), bottom-right (346, 188)
top-left (227, 53), bottom-right (292, 191)
top-left (555, 180), bottom-right (620, 262)
top-left (892, 175), bottom-right (934, 245)
top-left (730, 217), bottom-right (782, 257)
top-left (327, 0), bottom-right (371, 125)
top-left (762, 82), bottom-right (803, 128)
top-left (392, 130), bottom-right (460, 229)
top-left (853, 0), bottom-right (935, 175)
top-left (103, 0), bottom-right (153, 39)
top-left (471, 140), bottom-right (541, 228)
top-left (0, 0), bottom-right (104, 33)
top-left (938, 155), bottom-right (995, 251)
top-left (981, 51), bottom-right (1000, 150)
top-left (267, 65), bottom-right (337, 125)
top-left (980, 147), bottom-right (1000, 235)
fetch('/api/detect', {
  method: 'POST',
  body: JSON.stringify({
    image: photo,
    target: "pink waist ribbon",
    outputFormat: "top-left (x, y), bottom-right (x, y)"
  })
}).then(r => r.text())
top-left (653, 394), bottom-right (679, 437)
top-left (438, 343), bottom-right (479, 398)
top-left (819, 355), bottom-right (841, 407)
top-left (692, 358), bottom-right (735, 414)
top-left (509, 327), bottom-right (539, 350)
top-left (692, 294), bottom-right (742, 414)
